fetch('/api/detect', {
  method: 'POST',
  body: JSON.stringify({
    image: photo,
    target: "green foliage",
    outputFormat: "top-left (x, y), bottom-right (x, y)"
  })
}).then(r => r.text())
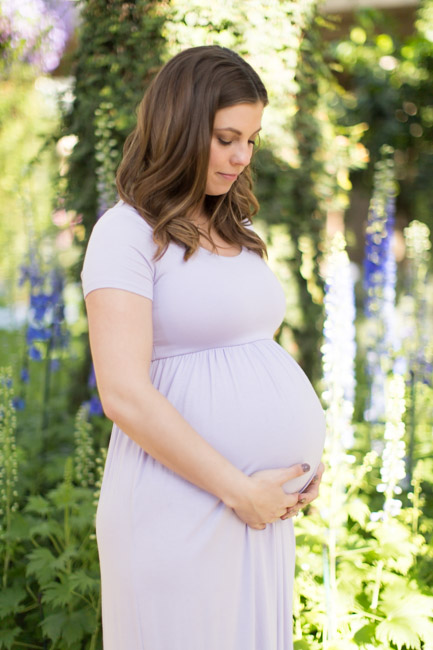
top-left (0, 366), bottom-right (104, 649)
top-left (329, 0), bottom-right (433, 239)
top-left (162, 0), bottom-right (368, 380)
top-left (1, 2), bottom-right (432, 648)
top-left (62, 0), bottom-right (167, 411)
top-left (0, 72), bottom-right (60, 309)
top-left (64, 0), bottom-right (166, 240)
top-left (62, 0), bottom-right (368, 382)
top-left (292, 369), bottom-right (433, 648)
top-left (295, 479), bottom-right (433, 647)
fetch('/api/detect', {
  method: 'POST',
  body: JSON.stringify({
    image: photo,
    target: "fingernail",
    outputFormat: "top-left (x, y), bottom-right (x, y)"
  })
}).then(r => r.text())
top-left (302, 463), bottom-right (310, 473)
top-left (312, 474), bottom-right (318, 483)
top-left (299, 498), bottom-right (306, 504)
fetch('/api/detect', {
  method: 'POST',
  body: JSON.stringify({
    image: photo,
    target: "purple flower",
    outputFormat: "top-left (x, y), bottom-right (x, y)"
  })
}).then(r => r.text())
top-left (0, 0), bottom-right (70, 72)
top-left (12, 397), bottom-right (25, 411)
top-left (18, 259), bottom-right (43, 289)
top-left (26, 325), bottom-right (51, 344)
top-left (50, 359), bottom-right (60, 372)
top-left (88, 395), bottom-right (104, 417)
top-left (20, 368), bottom-right (30, 383)
top-left (19, 243), bottom-right (69, 366)
top-left (363, 148), bottom-right (398, 421)
top-left (29, 346), bottom-right (42, 361)
top-left (88, 364), bottom-right (97, 389)
top-left (30, 293), bottom-right (51, 320)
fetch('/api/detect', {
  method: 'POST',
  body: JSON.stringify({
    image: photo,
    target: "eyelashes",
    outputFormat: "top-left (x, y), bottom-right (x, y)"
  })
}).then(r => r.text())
top-left (217, 137), bottom-right (257, 147)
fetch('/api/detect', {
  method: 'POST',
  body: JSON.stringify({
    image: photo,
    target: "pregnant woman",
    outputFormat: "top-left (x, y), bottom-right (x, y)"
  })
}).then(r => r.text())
top-left (81, 45), bottom-right (326, 650)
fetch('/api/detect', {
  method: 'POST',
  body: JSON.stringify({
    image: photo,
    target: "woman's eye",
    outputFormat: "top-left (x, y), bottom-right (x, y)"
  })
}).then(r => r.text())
top-left (218, 138), bottom-right (232, 146)
top-left (248, 140), bottom-right (256, 147)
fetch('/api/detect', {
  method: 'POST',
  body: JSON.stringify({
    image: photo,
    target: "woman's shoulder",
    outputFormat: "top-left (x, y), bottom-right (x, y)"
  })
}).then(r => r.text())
top-left (95, 200), bottom-right (155, 238)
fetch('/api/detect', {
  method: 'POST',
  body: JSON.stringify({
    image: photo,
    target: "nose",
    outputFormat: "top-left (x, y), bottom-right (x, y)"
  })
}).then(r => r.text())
top-left (231, 142), bottom-right (252, 167)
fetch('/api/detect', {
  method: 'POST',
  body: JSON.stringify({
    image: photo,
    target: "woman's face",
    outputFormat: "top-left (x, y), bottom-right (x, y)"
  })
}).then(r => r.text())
top-left (205, 102), bottom-right (264, 196)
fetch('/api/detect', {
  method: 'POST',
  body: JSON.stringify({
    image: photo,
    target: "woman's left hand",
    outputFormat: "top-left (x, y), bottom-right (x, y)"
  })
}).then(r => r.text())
top-left (280, 461), bottom-right (325, 520)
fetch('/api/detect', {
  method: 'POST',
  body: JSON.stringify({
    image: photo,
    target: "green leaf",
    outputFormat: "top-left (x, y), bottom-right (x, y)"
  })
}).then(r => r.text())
top-left (294, 641), bottom-right (310, 649)
top-left (42, 580), bottom-right (76, 608)
top-left (52, 545), bottom-right (78, 571)
top-left (0, 586), bottom-right (27, 617)
top-left (41, 609), bottom-right (95, 645)
top-left (380, 585), bottom-right (433, 619)
top-left (415, 617), bottom-right (433, 641)
top-left (354, 623), bottom-right (377, 644)
top-left (29, 519), bottom-right (63, 539)
top-left (69, 569), bottom-right (99, 595)
top-left (0, 627), bottom-right (21, 650)
top-left (376, 617), bottom-right (421, 650)
top-left (347, 498), bottom-right (370, 526)
top-left (25, 494), bottom-right (51, 515)
top-left (48, 483), bottom-right (75, 508)
top-left (26, 547), bottom-right (57, 582)
top-left (62, 609), bottom-right (94, 644)
top-left (7, 513), bottom-right (31, 540)
top-left (41, 612), bottom-right (66, 644)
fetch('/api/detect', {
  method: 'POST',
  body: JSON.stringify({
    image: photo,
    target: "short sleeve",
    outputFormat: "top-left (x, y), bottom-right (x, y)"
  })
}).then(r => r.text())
top-left (81, 202), bottom-right (156, 300)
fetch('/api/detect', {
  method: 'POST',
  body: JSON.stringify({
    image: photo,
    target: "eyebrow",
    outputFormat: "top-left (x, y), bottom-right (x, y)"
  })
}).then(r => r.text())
top-left (214, 127), bottom-right (262, 136)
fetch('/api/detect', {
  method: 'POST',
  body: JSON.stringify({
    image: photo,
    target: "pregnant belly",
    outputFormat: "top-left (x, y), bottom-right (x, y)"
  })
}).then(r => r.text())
top-left (150, 339), bottom-right (326, 495)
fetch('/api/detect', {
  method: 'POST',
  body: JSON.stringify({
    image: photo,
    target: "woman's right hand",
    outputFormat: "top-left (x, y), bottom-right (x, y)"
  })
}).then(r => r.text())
top-left (231, 464), bottom-right (310, 530)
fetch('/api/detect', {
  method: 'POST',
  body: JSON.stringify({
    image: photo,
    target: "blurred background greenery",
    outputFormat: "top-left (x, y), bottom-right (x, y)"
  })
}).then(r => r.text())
top-left (0, 1), bottom-right (432, 648)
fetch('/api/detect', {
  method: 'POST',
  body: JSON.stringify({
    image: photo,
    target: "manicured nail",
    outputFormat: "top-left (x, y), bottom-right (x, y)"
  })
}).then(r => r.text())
top-left (299, 498), bottom-right (306, 504)
top-left (302, 463), bottom-right (310, 473)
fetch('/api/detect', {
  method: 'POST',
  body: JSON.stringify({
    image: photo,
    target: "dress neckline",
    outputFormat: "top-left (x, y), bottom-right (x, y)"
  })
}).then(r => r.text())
top-left (198, 245), bottom-right (244, 259)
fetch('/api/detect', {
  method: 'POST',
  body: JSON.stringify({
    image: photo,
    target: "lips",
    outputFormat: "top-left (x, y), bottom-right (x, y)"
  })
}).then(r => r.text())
top-left (218, 173), bottom-right (238, 181)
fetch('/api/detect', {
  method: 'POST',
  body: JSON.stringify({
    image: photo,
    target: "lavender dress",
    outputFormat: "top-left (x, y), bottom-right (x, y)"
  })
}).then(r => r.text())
top-left (81, 201), bottom-right (326, 650)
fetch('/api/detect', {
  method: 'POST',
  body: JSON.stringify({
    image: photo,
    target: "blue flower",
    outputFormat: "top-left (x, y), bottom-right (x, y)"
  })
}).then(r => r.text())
top-left (12, 397), bottom-right (25, 411)
top-left (29, 346), bottom-right (42, 361)
top-left (363, 148), bottom-right (398, 421)
top-left (26, 326), bottom-right (51, 344)
top-left (89, 395), bottom-right (104, 417)
top-left (30, 293), bottom-right (51, 320)
top-left (88, 364), bottom-right (97, 389)
top-left (20, 368), bottom-right (30, 383)
top-left (50, 359), bottom-right (60, 372)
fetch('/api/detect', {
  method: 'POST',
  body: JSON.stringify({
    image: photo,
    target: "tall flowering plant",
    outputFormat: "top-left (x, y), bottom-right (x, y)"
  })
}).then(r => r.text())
top-left (320, 232), bottom-right (357, 641)
top-left (322, 232), bottom-right (357, 451)
top-left (363, 146), bottom-right (398, 422)
top-left (402, 220), bottom-right (432, 383)
top-left (17, 242), bottom-right (69, 425)
top-left (94, 101), bottom-right (120, 217)
top-left (400, 220), bottom-right (432, 484)
top-left (371, 373), bottom-right (407, 522)
top-left (0, 368), bottom-right (20, 609)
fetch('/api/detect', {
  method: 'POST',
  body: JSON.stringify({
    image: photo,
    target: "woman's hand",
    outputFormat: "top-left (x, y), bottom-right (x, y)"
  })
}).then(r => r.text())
top-left (231, 464), bottom-right (311, 530)
top-left (280, 461), bottom-right (325, 520)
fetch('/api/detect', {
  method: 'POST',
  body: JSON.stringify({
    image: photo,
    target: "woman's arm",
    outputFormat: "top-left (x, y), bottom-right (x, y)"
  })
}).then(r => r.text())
top-left (85, 287), bottom-right (306, 529)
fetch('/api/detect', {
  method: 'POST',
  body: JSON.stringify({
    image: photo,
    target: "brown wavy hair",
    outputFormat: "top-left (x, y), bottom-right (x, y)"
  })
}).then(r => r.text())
top-left (116, 45), bottom-right (268, 261)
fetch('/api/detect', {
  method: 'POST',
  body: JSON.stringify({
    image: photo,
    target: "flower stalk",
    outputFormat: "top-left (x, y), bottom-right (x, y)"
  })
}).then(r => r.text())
top-left (363, 146), bottom-right (398, 422)
top-left (372, 373), bottom-right (407, 522)
top-left (0, 368), bottom-right (19, 589)
top-left (321, 232), bottom-right (357, 642)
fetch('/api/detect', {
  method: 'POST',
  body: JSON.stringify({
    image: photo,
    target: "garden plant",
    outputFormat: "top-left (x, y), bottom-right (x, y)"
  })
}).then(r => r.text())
top-left (0, 0), bottom-right (432, 648)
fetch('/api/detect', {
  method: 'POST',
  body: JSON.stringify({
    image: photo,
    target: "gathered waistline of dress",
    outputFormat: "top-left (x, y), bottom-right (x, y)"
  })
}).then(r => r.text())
top-left (151, 338), bottom-right (276, 363)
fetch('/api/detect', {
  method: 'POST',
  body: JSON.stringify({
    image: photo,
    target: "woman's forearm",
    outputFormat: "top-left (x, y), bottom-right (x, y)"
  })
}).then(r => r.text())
top-left (105, 381), bottom-right (251, 508)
